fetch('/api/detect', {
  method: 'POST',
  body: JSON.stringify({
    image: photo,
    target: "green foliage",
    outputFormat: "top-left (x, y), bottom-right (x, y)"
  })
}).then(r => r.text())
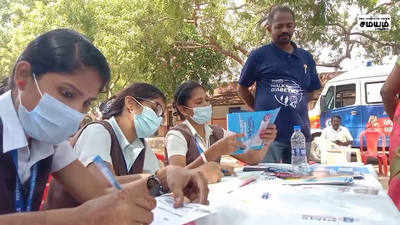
top-left (0, 0), bottom-right (225, 101)
top-left (0, 0), bottom-right (399, 104)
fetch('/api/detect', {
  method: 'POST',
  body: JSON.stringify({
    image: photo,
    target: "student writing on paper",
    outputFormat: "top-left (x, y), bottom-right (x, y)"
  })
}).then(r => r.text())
top-left (45, 82), bottom-right (164, 209)
top-left (0, 29), bottom-right (209, 225)
top-left (165, 81), bottom-right (277, 183)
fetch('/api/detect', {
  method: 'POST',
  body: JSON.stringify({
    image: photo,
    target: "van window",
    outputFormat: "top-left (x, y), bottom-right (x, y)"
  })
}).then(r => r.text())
top-left (365, 82), bottom-right (384, 104)
top-left (324, 86), bottom-right (335, 110)
top-left (335, 84), bottom-right (356, 108)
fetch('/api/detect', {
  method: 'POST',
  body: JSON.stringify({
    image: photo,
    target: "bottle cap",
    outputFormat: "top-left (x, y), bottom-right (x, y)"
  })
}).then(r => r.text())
top-left (293, 125), bottom-right (301, 131)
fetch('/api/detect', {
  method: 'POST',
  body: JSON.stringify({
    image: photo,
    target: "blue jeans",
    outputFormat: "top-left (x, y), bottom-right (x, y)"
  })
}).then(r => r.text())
top-left (262, 141), bottom-right (311, 163)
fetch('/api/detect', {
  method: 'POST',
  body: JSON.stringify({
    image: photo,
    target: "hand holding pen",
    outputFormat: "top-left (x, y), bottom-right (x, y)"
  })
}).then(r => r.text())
top-left (78, 156), bottom-right (156, 225)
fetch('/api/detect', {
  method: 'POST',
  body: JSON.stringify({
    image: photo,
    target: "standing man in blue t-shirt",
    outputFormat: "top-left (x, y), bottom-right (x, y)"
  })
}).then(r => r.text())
top-left (238, 6), bottom-right (321, 163)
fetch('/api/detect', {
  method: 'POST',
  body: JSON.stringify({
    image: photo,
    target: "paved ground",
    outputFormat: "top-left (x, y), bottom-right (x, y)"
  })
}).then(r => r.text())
top-left (378, 176), bottom-right (390, 190)
top-left (374, 165), bottom-right (390, 190)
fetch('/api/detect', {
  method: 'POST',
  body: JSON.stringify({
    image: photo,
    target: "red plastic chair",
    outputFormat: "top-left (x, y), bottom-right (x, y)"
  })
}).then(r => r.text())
top-left (360, 129), bottom-right (388, 176)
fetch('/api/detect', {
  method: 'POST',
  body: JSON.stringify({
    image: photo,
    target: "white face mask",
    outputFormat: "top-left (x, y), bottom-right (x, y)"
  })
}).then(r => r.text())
top-left (185, 105), bottom-right (212, 125)
top-left (18, 73), bottom-right (84, 144)
top-left (131, 97), bottom-right (163, 138)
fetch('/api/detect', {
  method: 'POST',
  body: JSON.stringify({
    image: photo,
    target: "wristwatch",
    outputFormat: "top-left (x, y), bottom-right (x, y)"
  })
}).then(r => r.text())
top-left (147, 175), bottom-right (168, 197)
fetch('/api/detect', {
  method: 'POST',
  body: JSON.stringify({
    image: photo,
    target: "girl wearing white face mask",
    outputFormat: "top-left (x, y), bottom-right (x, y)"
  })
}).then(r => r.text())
top-left (165, 81), bottom-right (278, 183)
top-left (0, 29), bottom-right (210, 225)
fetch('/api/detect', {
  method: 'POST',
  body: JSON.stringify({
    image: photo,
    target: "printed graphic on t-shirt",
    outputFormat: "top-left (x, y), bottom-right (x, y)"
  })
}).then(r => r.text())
top-left (270, 79), bottom-right (303, 109)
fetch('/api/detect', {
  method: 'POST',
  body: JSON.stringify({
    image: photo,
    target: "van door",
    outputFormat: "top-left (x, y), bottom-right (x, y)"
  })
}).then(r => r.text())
top-left (320, 86), bottom-right (335, 128)
top-left (334, 84), bottom-right (359, 147)
top-left (361, 81), bottom-right (392, 147)
top-left (321, 83), bottom-right (359, 147)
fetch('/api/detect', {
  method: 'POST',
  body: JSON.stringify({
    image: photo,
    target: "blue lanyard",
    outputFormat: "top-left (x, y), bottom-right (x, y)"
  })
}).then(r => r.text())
top-left (194, 139), bottom-right (205, 155)
top-left (11, 150), bottom-right (39, 212)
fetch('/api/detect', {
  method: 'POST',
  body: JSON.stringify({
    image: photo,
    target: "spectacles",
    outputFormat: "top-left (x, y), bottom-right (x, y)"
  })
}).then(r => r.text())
top-left (136, 97), bottom-right (164, 118)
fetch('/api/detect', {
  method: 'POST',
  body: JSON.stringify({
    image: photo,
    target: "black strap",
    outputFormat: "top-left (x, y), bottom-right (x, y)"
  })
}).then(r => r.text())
top-left (0, 117), bottom-right (3, 154)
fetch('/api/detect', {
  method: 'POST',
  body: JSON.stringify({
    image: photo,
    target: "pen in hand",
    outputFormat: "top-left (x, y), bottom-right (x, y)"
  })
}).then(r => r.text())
top-left (93, 155), bottom-right (122, 190)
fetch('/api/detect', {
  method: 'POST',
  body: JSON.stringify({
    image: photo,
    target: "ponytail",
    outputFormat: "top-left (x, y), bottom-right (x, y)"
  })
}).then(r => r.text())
top-left (100, 82), bottom-right (166, 119)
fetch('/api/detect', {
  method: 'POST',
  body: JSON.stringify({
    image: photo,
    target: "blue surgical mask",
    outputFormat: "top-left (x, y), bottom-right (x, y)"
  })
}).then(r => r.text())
top-left (133, 100), bottom-right (163, 138)
top-left (18, 73), bottom-right (84, 144)
top-left (191, 105), bottom-right (212, 125)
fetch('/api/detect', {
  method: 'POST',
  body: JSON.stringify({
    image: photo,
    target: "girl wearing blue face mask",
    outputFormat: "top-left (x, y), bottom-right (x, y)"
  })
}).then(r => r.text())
top-left (0, 29), bottom-right (210, 225)
top-left (165, 81), bottom-right (278, 183)
top-left (45, 82), bottom-right (166, 209)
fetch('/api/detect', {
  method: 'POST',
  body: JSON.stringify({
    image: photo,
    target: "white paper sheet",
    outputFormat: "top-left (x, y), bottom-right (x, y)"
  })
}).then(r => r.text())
top-left (151, 195), bottom-right (215, 225)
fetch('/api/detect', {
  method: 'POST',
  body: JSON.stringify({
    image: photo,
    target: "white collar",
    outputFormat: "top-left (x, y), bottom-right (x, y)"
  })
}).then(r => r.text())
top-left (0, 91), bottom-right (30, 153)
top-left (107, 116), bottom-right (144, 150)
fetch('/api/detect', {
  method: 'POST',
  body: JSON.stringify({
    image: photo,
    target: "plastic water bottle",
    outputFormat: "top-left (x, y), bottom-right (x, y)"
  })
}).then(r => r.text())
top-left (291, 125), bottom-right (308, 174)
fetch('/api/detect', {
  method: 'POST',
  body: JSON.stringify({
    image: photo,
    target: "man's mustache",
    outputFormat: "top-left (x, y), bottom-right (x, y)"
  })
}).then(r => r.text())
top-left (279, 33), bottom-right (291, 38)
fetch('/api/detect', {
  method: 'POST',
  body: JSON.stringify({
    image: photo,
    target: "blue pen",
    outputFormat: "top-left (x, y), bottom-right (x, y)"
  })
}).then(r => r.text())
top-left (93, 155), bottom-right (123, 190)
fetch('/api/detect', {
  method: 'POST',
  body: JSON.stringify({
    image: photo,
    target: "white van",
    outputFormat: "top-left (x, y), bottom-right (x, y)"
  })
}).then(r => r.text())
top-left (309, 65), bottom-right (393, 148)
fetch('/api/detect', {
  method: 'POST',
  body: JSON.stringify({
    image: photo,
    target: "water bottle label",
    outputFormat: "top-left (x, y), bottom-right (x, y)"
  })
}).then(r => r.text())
top-left (292, 147), bottom-right (306, 157)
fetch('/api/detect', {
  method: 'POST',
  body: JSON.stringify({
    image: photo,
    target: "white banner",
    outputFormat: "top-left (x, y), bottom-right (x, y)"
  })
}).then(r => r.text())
top-left (357, 14), bottom-right (391, 31)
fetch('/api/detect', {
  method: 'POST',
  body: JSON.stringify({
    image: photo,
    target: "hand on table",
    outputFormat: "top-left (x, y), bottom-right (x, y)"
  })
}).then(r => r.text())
top-left (157, 166), bottom-right (209, 208)
top-left (195, 162), bottom-right (224, 184)
top-left (220, 163), bottom-right (236, 177)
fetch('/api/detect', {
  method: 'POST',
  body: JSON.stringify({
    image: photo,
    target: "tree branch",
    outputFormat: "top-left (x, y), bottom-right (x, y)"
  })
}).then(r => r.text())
top-left (233, 45), bottom-right (249, 56)
top-left (208, 37), bottom-right (244, 65)
top-left (316, 62), bottom-right (342, 68)
top-left (227, 4), bottom-right (246, 11)
top-left (316, 38), bottom-right (355, 69)
top-left (350, 32), bottom-right (397, 47)
top-left (174, 40), bottom-right (245, 66)
top-left (189, 1), bottom-right (245, 65)
top-left (309, 1), bottom-right (398, 69)
top-left (327, 23), bottom-right (347, 33)
top-left (316, 52), bottom-right (350, 69)
top-left (349, 19), bottom-right (359, 31)
top-left (193, 0), bottom-right (201, 27)
top-left (367, 2), bottom-right (396, 14)
top-left (174, 41), bottom-right (213, 49)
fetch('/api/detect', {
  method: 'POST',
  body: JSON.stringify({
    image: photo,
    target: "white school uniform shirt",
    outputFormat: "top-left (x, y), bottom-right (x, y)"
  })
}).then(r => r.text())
top-left (0, 91), bottom-right (77, 183)
top-left (74, 116), bottom-right (160, 174)
top-left (165, 120), bottom-right (227, 158)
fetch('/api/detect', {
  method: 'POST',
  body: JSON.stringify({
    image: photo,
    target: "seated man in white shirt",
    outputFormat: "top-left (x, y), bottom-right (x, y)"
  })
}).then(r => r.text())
top-left (320, 115), bottom-right (354, 162)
